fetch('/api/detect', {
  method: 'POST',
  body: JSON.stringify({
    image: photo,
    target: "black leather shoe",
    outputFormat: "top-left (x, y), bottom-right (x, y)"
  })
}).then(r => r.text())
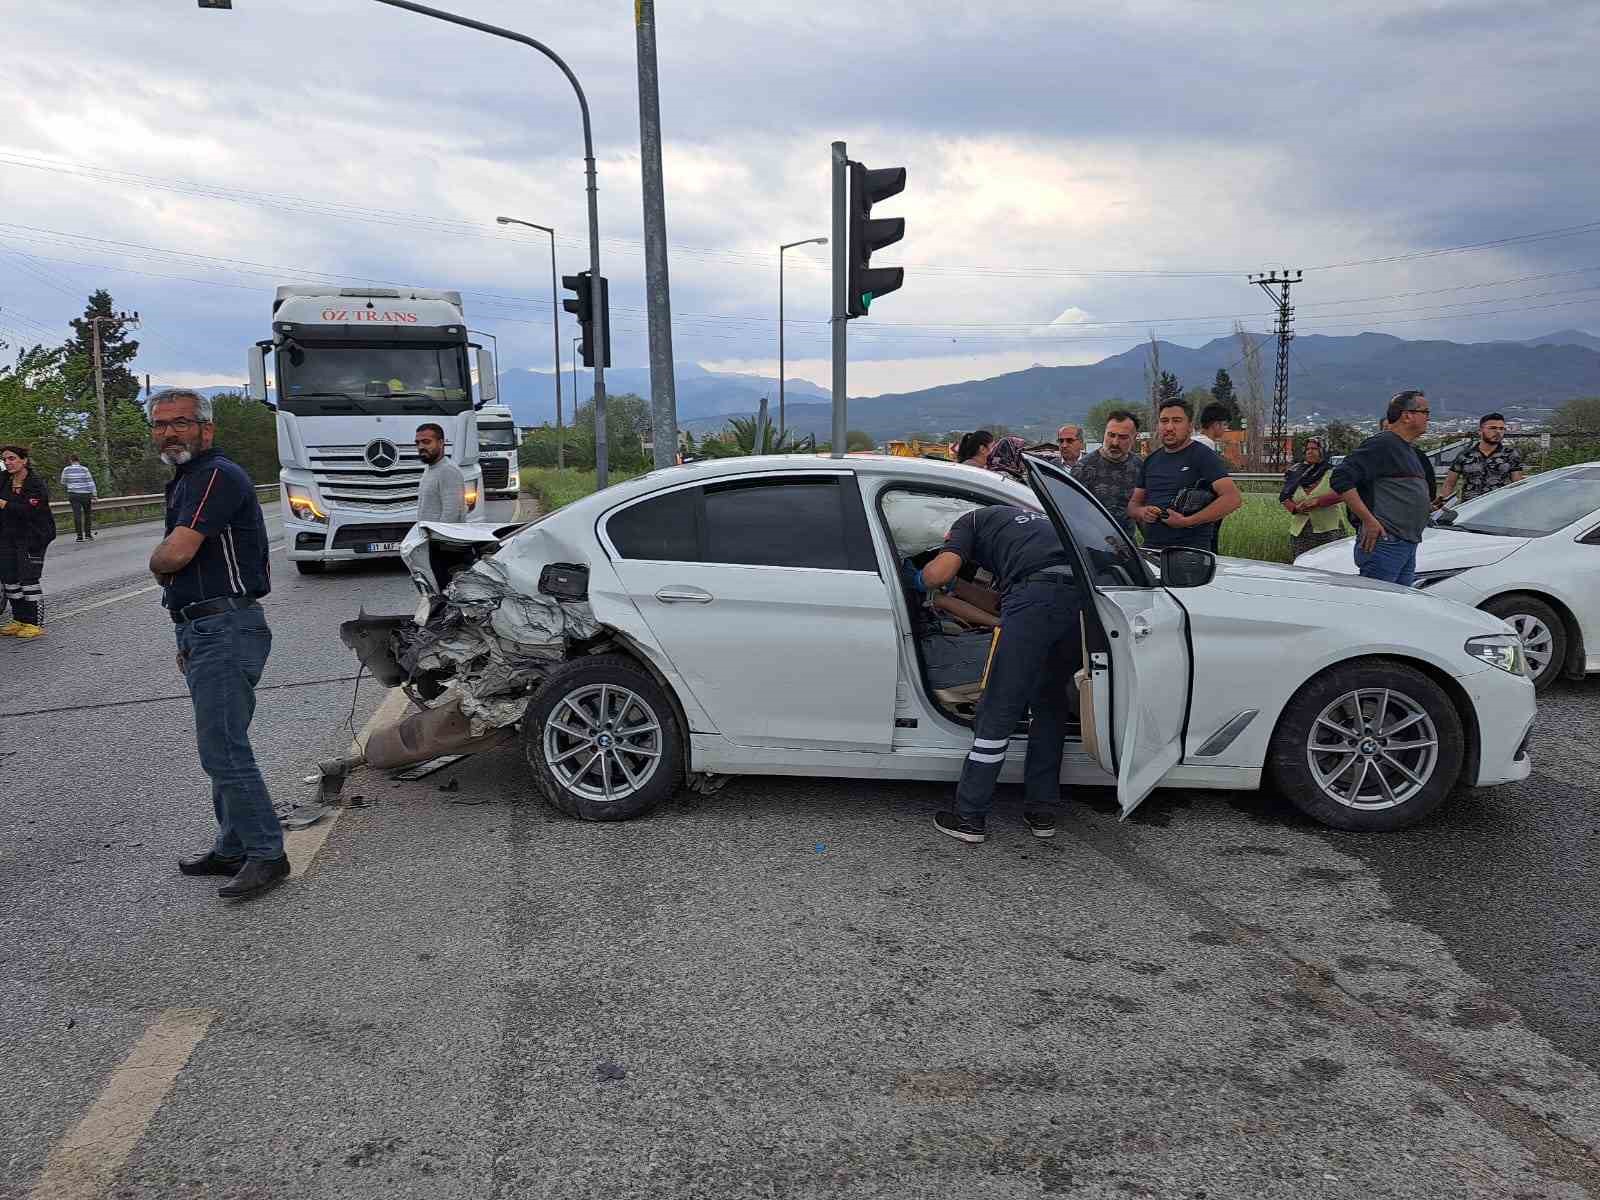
top-left (179, 850), bottom-right (246, 877)
top-left (218, 855), bottom-right (290, 899)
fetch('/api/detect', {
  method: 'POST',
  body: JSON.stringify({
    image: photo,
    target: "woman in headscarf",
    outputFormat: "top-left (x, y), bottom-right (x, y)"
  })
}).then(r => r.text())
top-left (1280, 436), bottom-right (1347, 560)
top-left (955, 430), bottom-right (995, 468)
top-left (982, 434), bottom-right (1030, 483)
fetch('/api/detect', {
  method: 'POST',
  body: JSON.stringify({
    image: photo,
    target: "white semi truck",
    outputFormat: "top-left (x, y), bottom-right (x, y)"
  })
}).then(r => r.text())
top-left (474, 403), bottom-right (521, 500)
top-left (247, 287), bottom-right (497, 574)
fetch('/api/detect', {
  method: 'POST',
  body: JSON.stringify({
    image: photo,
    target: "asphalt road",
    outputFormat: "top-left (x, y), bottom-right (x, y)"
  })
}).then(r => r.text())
top-left (3, 515), bottom-right (1598, 1199)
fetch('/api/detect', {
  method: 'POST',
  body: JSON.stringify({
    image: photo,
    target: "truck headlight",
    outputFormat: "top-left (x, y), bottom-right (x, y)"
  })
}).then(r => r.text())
top-left (464, 486), bottom-right (479, 512)
top-left (1464, 634), bottom-right (1525, 676)
top-left (285, 483), bottom-right (328, 524)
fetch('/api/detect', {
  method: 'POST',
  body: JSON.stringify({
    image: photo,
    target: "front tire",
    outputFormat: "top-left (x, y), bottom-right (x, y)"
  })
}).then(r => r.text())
top-left (1269, 661), bottom-right (1464, 831)
top-left (521, 654), bottom-right (684, 821)
top-left (1482, 594), bottom-right (1566, 690)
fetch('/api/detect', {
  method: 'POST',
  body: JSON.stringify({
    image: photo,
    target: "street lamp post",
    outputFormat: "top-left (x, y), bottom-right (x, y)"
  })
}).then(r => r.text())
top-left (778, 237), bottom-right (827, 442)
top-left (199, 0), bottom-right (611, 484)
top-left (495, 216), bottom-right (563, 469)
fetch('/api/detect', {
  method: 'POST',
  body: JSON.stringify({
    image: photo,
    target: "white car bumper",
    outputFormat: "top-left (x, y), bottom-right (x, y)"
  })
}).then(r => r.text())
top-left (1457, 666), bottom-right (1536, 787)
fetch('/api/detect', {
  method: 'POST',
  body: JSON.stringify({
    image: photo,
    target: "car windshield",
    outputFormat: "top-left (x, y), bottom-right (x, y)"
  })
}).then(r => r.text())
top-left (1026, 456), bottom-right (1151, 587)
top-left (278, 343), bottom-right (471, 416)
top-left (478, 424), bottom-right (518, 450)
top-left (1450, 466), bottom-right (1600, 537)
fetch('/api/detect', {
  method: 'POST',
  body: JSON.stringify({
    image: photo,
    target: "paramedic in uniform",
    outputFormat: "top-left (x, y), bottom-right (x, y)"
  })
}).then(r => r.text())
top-left (911, 503), bottom-right (1083, 843)
top-left (146, 389), bottom-right (286, 901)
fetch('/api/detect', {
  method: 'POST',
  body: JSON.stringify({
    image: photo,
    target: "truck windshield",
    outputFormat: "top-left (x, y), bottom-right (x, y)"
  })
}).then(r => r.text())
top-left (478, 424), bottom-right (518, 450)
top-left (278, 344), bottom-right (471, 416)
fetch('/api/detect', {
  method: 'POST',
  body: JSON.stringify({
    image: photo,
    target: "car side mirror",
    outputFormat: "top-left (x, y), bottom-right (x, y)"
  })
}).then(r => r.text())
top-left (1161, 546), bottom-right (1216, 588)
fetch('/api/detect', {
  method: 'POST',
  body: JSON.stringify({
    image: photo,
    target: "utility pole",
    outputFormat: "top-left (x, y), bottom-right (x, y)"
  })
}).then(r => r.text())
top-left (634, 0), bottom-right (677, 470)
top-left (89, 309), bottom-right (139, 492)
top-left (1250, 270), bottom-right (1301, 469)
top-left (830, 141), bottom-right (848, 458)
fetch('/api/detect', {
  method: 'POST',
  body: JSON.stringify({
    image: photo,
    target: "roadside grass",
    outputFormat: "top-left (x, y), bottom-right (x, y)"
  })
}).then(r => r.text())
top-left (520, 467), bottom-right (641, 513)
top-left (519, 466), bottom-right (1340, 566)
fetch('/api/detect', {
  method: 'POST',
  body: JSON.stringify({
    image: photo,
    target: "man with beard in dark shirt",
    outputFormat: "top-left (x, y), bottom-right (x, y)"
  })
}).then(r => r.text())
top-left (1332, 390), bottom-right (1434, 586)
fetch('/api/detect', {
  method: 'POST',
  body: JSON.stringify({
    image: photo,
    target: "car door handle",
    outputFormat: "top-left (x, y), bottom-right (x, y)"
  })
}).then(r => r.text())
top-left (1131, 614), bottom-right (1152, 641)
top-left (655, 586), bottom-right (714, 604)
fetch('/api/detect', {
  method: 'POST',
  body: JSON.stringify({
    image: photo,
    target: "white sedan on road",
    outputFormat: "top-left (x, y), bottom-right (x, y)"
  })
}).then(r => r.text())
top-left (348, 455), bottom-right (1536, 833)
top-left (1296, 463), bottom-right (1600, 690)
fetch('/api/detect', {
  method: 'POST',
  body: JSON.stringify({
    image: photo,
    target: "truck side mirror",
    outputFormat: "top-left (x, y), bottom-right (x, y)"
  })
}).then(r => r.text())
top-left (476, 347), bottom-right (498, 403)
top-left (247, 345), bottom-right (269, 403)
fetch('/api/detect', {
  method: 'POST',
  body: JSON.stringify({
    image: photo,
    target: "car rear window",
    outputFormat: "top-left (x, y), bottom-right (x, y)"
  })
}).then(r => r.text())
top-left (607, 487), bottom-right (699, 561)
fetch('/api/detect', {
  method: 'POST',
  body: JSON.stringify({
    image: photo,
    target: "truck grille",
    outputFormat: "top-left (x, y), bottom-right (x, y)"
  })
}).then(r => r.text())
top-left (309, 444), bottom-right (424, 510)
top-left (330, 523), bottom-right (415, 550)
top-left (481, 459), bottom-right (510, 490)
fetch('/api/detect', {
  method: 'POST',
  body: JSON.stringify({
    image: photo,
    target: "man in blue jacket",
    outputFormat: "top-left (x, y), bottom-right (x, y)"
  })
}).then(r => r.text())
top-left (1331, 390), bottom-right (1433, 586)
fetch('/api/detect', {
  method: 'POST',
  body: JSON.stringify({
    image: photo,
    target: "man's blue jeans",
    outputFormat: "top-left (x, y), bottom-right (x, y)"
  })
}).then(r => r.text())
top-left (176, 605), bottom-right (283, 861)
top-left (1353, 534), bottom-right (1419, 587)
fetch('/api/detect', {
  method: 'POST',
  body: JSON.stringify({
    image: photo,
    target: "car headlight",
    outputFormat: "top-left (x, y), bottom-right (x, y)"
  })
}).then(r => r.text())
top-left (1464, 634), bottom-right (1525, 676)
top-left (284, 483), bottom-right (328, 524)
top-left (1412, 567), bottom-right (1468, 590)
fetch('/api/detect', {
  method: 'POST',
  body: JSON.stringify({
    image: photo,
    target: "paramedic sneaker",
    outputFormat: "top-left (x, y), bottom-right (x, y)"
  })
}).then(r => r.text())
top-left (12, 624), bottom-right (45, 639)
top-left (934, 810), bottom-right (986, 844)
top-left (0, 621), bottom-right (24, 636)
top-left (1022, 810), bottom-right (1057, 839)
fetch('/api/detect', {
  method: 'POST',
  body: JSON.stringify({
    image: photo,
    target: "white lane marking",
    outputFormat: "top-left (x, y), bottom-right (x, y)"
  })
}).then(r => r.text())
top-left (51, 540), bottom-right (285, 623)
top-left (28, 1007), bottom-right (216, 1200)
top-left (283, 686), bottom-right (411, 879)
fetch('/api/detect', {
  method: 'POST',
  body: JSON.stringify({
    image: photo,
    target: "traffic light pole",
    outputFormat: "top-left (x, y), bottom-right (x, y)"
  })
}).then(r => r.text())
top-left (830, 141), bottom-right (848, 459)
top-left (369, 0), bottom-right (608, 483)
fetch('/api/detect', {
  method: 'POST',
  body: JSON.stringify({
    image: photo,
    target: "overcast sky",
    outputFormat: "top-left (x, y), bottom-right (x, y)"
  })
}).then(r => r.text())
top-left (2, 0), bottom-right (1598, 395)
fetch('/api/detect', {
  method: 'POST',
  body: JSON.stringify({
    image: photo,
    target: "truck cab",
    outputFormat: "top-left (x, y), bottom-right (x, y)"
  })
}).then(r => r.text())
top-left (248, 286), bottom-right (498, 574)
top-left (475, 403), bottom-right (520, 500)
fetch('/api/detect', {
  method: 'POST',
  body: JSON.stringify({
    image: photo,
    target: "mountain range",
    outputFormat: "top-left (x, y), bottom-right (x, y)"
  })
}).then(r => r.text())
top-left (192, 328), bottom-right (1599, 441)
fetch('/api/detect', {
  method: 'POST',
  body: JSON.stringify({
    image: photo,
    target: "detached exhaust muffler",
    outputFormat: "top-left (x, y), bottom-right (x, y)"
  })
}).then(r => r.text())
top-left (315, 698), bottom-right (513, 802)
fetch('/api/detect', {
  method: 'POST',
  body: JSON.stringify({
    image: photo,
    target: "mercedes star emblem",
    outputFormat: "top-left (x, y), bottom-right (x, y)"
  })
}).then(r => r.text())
top-left (365, 438), bottom-right (399, 469)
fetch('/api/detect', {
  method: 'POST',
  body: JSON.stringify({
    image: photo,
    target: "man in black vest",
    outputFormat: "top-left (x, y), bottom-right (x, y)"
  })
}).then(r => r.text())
top-left (147, 389), bottom-right (284, 900)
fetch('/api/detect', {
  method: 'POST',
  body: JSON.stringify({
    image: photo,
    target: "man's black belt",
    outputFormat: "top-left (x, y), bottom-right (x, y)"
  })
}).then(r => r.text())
top-left (1009, 566), bottom-right (1076, 590)
top-left (170, 595), bottom-right (259, 624)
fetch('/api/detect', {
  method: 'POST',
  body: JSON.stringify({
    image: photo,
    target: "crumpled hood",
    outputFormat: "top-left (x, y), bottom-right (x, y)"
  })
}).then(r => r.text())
top-left (1293, 527), bottom-right (1527, 576)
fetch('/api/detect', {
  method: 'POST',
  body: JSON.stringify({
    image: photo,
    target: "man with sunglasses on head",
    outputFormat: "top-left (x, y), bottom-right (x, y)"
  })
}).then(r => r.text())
top-left (147, 389), bottom-right (284, 901)
top-left (1331, 389), bottom-right (1433, 587)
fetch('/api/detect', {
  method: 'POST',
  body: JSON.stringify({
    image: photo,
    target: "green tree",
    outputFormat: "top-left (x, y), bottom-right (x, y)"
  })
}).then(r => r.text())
top-left (698, 412), bottom-right (815, 458)
top-left (1211, 369), bottom-right (1238, 427)
top-left (210, 392), bottom-right (280, 484)
top-left (846, 429), bottom-right (876, 452)
top-left (1158, 372), bottom-right (1183, 407)
top-left (1551, 396), bottom-right (1600, 434)
top-left (517, 392), bottom-right (652, 472)
top-left (1084, 397), bottom-right (1136, 437)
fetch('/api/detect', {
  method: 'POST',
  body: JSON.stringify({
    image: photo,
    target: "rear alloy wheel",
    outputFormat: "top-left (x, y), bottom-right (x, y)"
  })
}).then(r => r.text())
top-left (1483, 594), bottom-right (1566, 691)
top-left (1269, 661), bottom-right (1463, 831)
top-left (521, 654), bottom-right (683, 821)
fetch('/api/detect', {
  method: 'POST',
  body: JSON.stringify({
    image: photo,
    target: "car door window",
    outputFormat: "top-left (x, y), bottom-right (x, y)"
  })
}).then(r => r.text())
top-left (607, 487), bottom-right (699, 561)
top-left (1027, 461), bottom-right (1152, 587)
top-left (702, 476), bottom-right (876, 570)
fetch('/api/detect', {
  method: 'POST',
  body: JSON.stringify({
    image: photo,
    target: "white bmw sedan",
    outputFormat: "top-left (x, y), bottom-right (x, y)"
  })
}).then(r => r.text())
top-left (1296, 463), bottom-right (1600, 691)
top-left (349, 455), bottom-right (1535, 833)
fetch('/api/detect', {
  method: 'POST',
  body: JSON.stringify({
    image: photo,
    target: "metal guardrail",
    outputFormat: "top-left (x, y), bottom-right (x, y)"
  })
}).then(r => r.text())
top-left (48, 483), bottom-right (278, 518)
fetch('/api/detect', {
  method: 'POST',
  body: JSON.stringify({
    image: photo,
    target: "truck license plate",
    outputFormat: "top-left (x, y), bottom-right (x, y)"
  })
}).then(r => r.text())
top-left (365, 541), bottom-right (402, 553)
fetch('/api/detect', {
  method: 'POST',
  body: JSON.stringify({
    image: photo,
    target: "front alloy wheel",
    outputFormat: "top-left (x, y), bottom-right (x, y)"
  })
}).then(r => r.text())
top-left (1270, 661), bottom-right (1464, 831)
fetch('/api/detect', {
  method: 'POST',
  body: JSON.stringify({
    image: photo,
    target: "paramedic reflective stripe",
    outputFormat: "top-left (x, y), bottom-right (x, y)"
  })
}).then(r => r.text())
top-left (967, 750), bottom-right (1008, 764)
top-left (972, 738), bottom-right (1008, 749)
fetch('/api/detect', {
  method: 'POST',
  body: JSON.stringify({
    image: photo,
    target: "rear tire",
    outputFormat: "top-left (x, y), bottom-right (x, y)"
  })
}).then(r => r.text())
top-left (1482, 594), bottom-right (1566, 691)
top-left (294, 560), bottom-right (326, 576)
top-left (521, 654), bottom-right (684, 821)
top-left (1269, 661), bottom-right (1464, 831)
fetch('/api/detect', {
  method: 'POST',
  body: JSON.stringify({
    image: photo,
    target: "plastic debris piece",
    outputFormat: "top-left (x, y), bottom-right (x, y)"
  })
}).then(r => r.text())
top-left (596, 1062), bottom-right (627, 1082)
top-left (394, 754), bottom-right (466, 781)
top-left (279, 802), bottom-right (334, 830)
top-left (438, 778), bottom-right (461, 793)
top-left (816, 843), bottom-right (826, 854)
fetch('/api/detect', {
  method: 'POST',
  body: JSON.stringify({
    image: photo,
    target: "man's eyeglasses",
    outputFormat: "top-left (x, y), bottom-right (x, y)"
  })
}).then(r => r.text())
top-left (1407, 409), bottom-right (1430, 417)
top-left (151, 418), bottom-right (207, 433)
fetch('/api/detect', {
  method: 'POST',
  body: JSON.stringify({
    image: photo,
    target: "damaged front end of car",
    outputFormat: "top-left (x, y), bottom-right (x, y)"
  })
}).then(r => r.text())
top-left (337, 521), bottom-right (605, 771)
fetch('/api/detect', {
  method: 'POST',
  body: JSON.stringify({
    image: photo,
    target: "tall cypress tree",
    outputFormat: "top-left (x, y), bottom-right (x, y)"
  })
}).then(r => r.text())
top-left (1212, 369), bottom-right (1238, 426)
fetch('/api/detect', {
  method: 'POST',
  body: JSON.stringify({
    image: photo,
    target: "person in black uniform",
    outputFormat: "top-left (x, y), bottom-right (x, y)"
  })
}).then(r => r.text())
top-left (0, 444), bottom-right (56, 639)
top-left (912, 504), bottom-right (1083, 843)
top-left (146, 390), bottom-right (285, 900)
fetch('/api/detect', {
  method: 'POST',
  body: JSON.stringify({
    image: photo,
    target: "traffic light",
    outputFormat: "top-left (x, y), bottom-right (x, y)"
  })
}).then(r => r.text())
top-left (561, 271), bottom-right (610, 368)
top-left (847, 162), bottom-right (906, 318)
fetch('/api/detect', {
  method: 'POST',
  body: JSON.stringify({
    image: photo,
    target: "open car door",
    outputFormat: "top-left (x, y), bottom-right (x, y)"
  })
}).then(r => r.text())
top-left (1025, 457), bottom-right (1192, 818)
